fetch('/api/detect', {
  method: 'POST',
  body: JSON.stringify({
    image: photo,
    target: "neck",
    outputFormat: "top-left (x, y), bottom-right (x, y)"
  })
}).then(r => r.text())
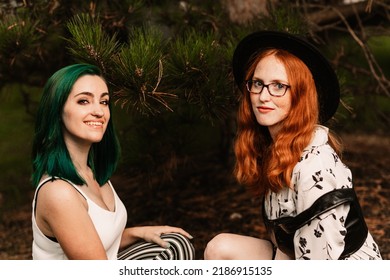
top-left (65, 139), bottom-right (91, 176)
top-left (268, 126), bottom-right (280, 141)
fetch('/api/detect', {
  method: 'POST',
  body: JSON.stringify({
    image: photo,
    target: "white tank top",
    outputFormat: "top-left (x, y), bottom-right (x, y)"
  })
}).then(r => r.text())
top-left (31, 177), bottom-right (127, 260)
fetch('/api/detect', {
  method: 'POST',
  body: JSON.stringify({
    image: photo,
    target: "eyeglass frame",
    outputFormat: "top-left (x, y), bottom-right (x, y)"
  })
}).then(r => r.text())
top-left (245, 80), bottom-right (290, 97)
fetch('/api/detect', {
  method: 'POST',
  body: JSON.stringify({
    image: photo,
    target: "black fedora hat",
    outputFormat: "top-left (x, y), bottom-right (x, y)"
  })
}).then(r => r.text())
top-left (232, 30), bottom-right (340, 124)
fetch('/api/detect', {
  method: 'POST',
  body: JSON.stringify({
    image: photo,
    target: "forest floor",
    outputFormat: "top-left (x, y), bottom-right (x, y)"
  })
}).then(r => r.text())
top-left (0, 132), bottom-right (389, 260)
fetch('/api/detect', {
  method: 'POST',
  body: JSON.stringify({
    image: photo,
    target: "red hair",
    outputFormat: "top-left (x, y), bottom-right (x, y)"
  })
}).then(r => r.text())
top-left (234, 49), bottom-right (341, 195)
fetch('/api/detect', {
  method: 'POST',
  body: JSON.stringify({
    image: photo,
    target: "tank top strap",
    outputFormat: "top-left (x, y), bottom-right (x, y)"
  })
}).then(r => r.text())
top-left (58, 177), bottom-right (88, 200)
top-left (106, 180), bottom-right (116, 197)
top-left (34, 176), bottom-right (54, 201)
top-left (34, 176), bottom-right (88, 203)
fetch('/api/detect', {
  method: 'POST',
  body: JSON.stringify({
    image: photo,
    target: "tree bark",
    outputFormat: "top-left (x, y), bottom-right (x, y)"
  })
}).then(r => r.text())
top-left (306, 1), bottom-right (380, 25)
top-left (221, 0), bottom-right (274, 24)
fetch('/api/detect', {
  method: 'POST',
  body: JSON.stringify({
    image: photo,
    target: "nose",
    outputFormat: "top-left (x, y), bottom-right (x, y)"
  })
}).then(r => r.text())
top-left (92, 104), bottom-right (104, 117)
top-left (258, 87), bottom-right (272, 102)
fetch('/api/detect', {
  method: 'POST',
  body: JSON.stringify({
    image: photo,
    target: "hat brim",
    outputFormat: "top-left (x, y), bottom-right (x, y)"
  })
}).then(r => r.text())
top-left (232, 31), bottom-right (340, 124)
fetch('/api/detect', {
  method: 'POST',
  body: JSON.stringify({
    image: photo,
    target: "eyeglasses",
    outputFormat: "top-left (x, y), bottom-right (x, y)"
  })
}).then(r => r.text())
top-left (246, 80), bottom-right (290, 97)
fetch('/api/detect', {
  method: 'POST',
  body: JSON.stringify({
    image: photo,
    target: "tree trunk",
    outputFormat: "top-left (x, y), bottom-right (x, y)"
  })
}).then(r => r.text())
top-left (221, 0), bottom-right (274, 24)
top-left (307, 1), bottom-right (372, 25)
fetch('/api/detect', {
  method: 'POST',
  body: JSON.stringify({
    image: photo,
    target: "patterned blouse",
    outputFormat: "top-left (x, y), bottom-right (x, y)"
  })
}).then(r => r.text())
top-left (264, 125), bottom-right (382, 260)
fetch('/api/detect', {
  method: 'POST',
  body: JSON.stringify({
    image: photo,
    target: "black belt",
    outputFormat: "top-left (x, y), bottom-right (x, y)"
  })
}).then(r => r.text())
top-left (263, 188), bottom-right (368, 259)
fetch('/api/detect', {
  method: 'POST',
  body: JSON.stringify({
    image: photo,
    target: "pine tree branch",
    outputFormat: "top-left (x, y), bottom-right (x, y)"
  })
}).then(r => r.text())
top-left (65, 13), bottom-right (120, 73)
top-left (331, 6), bottom-right (390, 97)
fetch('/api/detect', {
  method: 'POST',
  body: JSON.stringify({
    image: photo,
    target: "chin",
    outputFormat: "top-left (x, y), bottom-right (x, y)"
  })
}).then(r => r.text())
top-left (86, 136), bottom-right (104, 144)
top-left (92, 138), bottom-right (104, 143)
top-left (256, 118), bottom-right (274, 127)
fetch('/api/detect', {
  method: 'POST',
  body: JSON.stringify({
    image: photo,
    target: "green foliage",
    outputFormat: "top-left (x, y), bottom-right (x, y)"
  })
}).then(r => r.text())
top-left (368, 36), bottom-right (390, 77)
top-left (166, 30), bottom-right (235, 122)
top-left (0, 0), bottom-right (389, 207)
top-left (0, 16), bottom-right (40, 57)
top-left (0, 14), bottom-right (43, 85)
top-left (151, 0), bottom-right (229, 36)
top-left (325, 32), bottom-right (390, 132)
top-left (64, 12), bottom-right (237, 120)
top-left (263, 0), bottom-right (309, 35)
top-left (65, 13), bottom-right (121, 73)
top-left (112, 26), bottom-right (171, 115)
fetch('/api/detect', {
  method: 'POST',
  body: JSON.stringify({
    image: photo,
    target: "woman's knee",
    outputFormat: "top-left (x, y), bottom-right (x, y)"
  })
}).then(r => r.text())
top-left (161, 233), bottom-right (195, 260)
top-left (204, 233), bottom-right (236, 260)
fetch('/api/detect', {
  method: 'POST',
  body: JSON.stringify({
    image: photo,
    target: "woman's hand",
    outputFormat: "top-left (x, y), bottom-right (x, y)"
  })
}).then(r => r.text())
top-left (121, 225), bottom-right (193, 249)
top-left (137, 226), bottom-right (193, 248)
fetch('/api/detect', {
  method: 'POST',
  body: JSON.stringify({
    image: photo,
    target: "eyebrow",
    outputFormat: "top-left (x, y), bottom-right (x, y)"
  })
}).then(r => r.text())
top-left (74, 92), bottom-right (109, 98)
top-left (251, 77), bottom-right (289, 84)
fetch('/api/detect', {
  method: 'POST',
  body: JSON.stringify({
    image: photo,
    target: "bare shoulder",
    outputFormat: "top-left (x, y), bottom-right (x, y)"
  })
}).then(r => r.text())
top-left (37, 178), bottom-right (86, 211)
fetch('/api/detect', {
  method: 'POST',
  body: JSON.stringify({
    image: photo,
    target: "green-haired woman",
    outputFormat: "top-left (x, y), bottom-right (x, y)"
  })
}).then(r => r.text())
top-left (31, 64), bottom-right (194, 260)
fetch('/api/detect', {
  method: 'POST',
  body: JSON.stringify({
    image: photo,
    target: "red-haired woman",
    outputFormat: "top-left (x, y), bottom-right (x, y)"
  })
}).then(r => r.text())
top-left (204, 31), bottom-right (382, 260)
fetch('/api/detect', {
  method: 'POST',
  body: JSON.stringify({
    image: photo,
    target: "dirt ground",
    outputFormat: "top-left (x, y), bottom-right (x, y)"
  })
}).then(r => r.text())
top-left (0, 132), bottom-right (389, 260)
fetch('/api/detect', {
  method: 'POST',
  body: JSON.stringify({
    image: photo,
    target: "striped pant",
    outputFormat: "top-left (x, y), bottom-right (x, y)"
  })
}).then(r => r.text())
top-left (117, 233), bottom-right (195, 260)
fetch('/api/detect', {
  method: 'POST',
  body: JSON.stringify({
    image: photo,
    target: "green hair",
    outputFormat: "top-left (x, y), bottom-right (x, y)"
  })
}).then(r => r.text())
top-left (32, 64), bottom-right (120, 187)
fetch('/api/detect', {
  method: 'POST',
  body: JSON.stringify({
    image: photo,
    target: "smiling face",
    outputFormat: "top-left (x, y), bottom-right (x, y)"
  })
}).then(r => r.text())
top-left (249, 54), bottom-right (291, 139)
top-left (61, 75), bottom-right (110, 148)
